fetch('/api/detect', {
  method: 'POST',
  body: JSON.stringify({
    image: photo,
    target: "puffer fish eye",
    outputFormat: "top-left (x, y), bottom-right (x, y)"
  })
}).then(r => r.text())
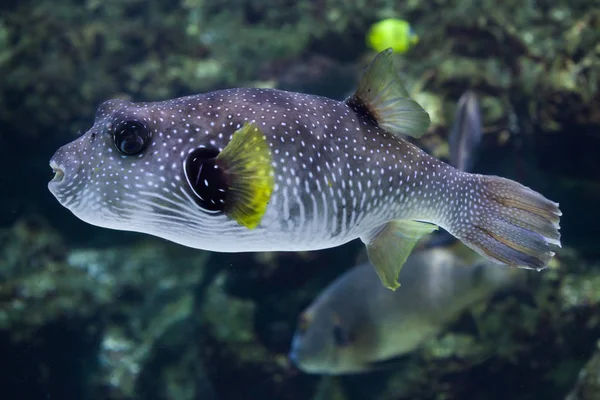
top-left (184, 146), bottom-right (228, 212)
top-left (113, 120), bottom-right (151, 156)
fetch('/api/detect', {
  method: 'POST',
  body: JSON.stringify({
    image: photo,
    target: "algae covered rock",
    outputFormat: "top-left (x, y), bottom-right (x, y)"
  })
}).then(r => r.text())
top-left (0, 216), bottom-right (217, 399)
top-left (566, 343), bottom-right (600, 400)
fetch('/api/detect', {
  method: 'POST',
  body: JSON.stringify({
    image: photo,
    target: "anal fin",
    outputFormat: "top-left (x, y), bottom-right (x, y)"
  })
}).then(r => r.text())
top-left (361, 220), bottom-right (438, 290)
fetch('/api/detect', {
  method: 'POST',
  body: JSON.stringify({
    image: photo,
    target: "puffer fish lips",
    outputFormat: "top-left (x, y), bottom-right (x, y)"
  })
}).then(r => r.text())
top-left (48, 132), bottom-right (96, 212)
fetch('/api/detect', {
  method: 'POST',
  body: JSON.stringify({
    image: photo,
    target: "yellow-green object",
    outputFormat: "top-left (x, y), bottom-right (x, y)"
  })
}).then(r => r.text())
top-left (363, 220), bottom-right (438, 290)
top-left (216, 122), bottom-right (274, 229)
top-left (353, 48), bottom-right (430, 137)
top-left (366, 18), bottom-right (419, 53)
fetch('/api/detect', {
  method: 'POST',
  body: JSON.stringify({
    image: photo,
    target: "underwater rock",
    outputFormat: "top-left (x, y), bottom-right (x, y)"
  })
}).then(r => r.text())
top-left (67, 243), bottom-right (211, 400)
top-left (0, 216), bottom-right (216, 399)
top-left (198, 267), bottom-right (320, 400)
top-left (0, 217), bottom-right (102, 342)
top-left (566, 344), bottom-right (600, 400)
top-left (202, 272), bottom-right (270, 364)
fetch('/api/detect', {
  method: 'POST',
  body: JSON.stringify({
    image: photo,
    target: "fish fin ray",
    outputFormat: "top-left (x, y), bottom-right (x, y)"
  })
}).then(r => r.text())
top-left (217, 122), bottom-right (274, 229)
top-left (451, 175), bottom-right (561, 271)
top-left (346, 48), bottom-right (430, 138)
top-left (361, 220), bottom-right (438, 290)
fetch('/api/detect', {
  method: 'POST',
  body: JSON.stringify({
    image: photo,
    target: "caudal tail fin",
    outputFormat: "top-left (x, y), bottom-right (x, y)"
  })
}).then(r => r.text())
top-left (453, 175), bottom-right (561, 271)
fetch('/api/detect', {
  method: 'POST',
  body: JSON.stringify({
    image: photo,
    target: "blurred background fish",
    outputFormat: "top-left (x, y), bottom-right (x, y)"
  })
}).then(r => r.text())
top-left (288, 245), bottom-right (523, 374)
top-left (449, 90), bottom-right (482, 172)
top-left (366, 18), bottom-right (419, 54)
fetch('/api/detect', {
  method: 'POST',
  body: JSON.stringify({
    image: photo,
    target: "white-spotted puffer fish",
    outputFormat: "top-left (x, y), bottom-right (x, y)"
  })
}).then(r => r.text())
top-left (48, 49), bottom-right (561, 290)
top-left (288, 244), bottom-right (525, 374)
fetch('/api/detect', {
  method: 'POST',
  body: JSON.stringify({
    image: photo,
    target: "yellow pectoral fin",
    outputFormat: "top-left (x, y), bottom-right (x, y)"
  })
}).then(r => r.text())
top-left (217, 122), bottom-right (274, 229)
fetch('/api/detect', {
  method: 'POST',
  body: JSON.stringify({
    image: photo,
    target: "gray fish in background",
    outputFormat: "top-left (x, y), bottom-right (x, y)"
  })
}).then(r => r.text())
top-left (288, 245), bottom-right (523, 374)
top-left (48, 49), bottom-right (561, 290)
top-left (449, 90), bottom-right (482, 172)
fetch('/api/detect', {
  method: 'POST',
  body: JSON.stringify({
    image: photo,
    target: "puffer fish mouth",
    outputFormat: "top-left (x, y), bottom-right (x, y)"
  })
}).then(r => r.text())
top-left (49, 161), bottom-right (65, 183)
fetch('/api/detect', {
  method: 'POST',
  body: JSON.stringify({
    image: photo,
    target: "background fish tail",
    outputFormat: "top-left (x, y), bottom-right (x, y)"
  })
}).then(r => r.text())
top-left (449, 174), bottom-right (561, 271)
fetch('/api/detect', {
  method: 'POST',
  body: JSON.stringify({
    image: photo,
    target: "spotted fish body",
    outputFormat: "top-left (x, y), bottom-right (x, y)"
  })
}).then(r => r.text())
top-left (49, 49), bottom-right (561, 289)
top-left (52, 90), bottom-right (420, 246)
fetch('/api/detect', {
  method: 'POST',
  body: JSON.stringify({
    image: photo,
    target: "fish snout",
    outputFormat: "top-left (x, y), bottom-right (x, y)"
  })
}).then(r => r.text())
top-left (288, 349), bottom-right (299, 366)
top-left (48, 146), bottom-right (79, 198)
top-left (288, 335), bottom-right (304, 367)
top-left (49, 159), bottom-right (65, 184)
top-left (48, 157), bottom-right (68, 192)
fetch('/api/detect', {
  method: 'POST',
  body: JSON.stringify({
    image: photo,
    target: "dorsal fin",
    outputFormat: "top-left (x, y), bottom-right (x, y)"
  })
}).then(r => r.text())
top-left (449, 90), bottom-right (482, 172)
top-left (346, 48), bottom-right (430, 138)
